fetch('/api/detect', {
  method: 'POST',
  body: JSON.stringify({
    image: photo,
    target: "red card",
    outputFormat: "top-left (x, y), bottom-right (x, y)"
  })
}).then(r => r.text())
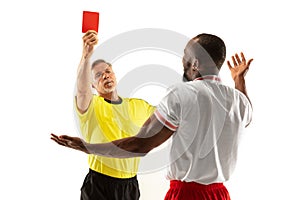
top-left (82, 11), bottom-right (99, 33)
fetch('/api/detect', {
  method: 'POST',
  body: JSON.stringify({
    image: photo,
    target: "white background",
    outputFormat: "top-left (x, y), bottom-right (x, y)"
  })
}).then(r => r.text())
top-left (1, 0), bottom-right (300, 199)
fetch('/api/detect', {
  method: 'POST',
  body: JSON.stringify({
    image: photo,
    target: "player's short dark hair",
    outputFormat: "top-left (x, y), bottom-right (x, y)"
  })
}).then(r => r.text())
top-left (193, 34), bottom-right (226, 70)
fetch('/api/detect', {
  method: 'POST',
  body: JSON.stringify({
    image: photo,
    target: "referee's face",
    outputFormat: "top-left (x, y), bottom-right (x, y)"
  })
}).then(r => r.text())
top-left (92, 62), bottom-right (117, 94)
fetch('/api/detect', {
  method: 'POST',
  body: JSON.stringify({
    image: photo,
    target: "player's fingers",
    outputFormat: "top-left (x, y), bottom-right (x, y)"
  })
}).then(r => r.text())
top-left (50, 133), bottom-right (59, 139)
top-left (235, 53), bottom-right (241, 64)
top-left (241, 52), bottom-right (246, 63)
top-left (247, 58), bottom-right (254, 67)
top-left (231, 56), bottom-right (237, 66)
top-left (227, 60), bottom-right (233, 70)
top-left (59, 135), bottom-right (75, 141)
top-left (50, 136), bottom-right (66, 146)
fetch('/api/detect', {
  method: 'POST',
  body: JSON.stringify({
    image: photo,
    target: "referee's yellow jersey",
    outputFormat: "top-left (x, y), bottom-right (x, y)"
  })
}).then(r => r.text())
top-left (76, 95), bottom-right (155, 178)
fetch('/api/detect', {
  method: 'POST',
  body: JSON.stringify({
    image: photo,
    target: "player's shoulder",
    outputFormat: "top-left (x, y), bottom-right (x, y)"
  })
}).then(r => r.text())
top-left (218, 84), bottom-right (250, 105)
top-left (165, 82), bottom-right (187, 92)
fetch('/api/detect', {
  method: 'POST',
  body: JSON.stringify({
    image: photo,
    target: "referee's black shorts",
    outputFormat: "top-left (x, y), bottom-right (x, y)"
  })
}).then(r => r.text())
top-left (80, 169), bottom-right (140, 200)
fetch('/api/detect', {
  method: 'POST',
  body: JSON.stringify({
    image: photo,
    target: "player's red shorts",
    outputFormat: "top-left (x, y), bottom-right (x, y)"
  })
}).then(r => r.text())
top-left (164, 180), bottom-right (230, 200)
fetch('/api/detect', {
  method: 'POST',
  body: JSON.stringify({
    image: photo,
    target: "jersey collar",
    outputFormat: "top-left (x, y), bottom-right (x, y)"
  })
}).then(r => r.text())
top-left (193, 75), bottom-right (221, 83)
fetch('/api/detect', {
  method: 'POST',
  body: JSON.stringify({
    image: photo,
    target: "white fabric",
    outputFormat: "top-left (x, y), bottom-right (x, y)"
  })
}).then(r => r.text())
top-left (154, 75), bottom-right (252, 185)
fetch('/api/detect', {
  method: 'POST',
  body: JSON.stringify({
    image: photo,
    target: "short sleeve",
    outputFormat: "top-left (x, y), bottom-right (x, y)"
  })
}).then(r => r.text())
top-left (154, 86), bottom-right (181, 131)
top-left (238, 92), bottom-right (253, 127)
top-left (143, 100), bottom-right (156, 118)
top-left (243, 99), bottom-right (252, 127)
top-left (74, 95), bottom-right (95, 123)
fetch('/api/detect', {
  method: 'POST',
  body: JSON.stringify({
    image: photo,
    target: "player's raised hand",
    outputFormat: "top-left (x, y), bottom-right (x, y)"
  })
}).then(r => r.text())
top-left (227, 52), bottom-right (253, 81)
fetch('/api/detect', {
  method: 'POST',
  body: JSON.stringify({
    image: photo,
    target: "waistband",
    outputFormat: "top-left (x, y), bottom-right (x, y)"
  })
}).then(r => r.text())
top-left (89, 168), bottom-right (137, 183)
top-left (170, 180), bottom-right (224, 190)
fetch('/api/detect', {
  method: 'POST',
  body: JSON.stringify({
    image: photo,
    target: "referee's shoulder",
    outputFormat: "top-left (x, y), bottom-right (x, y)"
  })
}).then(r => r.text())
top-left (126, 97), bottom-right (151, 105)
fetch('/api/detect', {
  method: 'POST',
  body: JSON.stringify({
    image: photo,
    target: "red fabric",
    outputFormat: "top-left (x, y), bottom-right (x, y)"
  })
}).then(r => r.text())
top-left (164, 180), bottom-right (230, 200)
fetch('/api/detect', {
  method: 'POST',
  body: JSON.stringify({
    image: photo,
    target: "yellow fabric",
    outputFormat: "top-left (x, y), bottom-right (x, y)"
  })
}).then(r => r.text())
top-left (75, 95), bottom-right (155, 178)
